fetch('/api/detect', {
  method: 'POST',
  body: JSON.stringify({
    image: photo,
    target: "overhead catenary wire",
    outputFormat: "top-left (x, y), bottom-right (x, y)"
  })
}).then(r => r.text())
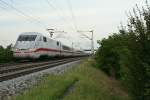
top-left (45, 0), bottom-right (74, 30)
top-left (0, 2), bottom-right (36, 24)
top-left (0, 0), bottom-right (47, 28)
top-left (66, 0), bottom-right (93, 49)
top-left (46, 0), bottom-right (66, 22)
top-left (0, 2), bottom-right (7, 10)
top-left (66, 0), bottom-right (78, 31)
top-left (66, 0), bottom-right (84, 49)
top-left (46, 0), bottom-right (87, 50)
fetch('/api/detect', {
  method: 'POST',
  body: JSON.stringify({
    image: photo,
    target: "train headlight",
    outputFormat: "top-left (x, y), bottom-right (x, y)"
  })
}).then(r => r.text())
top-left (12, 48), bottom-right (18, 51)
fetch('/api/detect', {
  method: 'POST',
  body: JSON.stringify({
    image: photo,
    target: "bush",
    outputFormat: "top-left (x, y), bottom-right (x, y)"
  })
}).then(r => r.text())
top-left (95, 1), bottom-right (150, 100)
top-left (0, 44), bottom-right (13, 63)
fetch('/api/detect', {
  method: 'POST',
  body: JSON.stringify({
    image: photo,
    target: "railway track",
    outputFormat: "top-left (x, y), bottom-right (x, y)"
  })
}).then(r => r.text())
top-left (0, 57), bottom-right (84, 82)
top-left (0, 57), bottom-right (72, 68)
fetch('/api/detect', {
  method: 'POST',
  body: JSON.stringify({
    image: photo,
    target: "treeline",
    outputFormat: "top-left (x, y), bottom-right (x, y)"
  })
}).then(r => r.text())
top-left (0, 44), bottom-right (13, 63)
top-left (95, 2), bottom-right (150, 100)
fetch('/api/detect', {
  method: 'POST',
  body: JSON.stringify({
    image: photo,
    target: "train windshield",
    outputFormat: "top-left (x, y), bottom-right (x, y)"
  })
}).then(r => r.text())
top-left (18, 35), bottom-right (37, 41)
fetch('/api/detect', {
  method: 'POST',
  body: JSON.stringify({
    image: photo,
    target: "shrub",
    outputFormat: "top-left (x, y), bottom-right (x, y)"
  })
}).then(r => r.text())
top-left (0, 44), bottom-right (13, 63)
top-left (95, 1), bottom-right (150, 100)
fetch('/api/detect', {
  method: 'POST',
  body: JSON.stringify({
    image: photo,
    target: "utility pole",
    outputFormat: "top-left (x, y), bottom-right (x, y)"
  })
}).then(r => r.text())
top-left (46, 28), bottom-right (66, 38)
top-left (90, 30), bottom-right (94, 55)
top-left (71, 42), bottom-right (74, 55)
top-left (77, 30), bottom-right (94, 55)
top-left (72, 42), bottom-right (74, 51)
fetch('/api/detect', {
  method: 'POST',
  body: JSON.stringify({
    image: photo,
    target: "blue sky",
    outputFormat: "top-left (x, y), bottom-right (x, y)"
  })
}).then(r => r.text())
top-left (0, 0), bottom-right (146, 49)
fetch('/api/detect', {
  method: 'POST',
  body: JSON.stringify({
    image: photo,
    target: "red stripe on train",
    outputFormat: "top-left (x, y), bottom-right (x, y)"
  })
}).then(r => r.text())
top-left (34, 48), bottom-right (60, 52)
top-left (14, 48), bottom-right (74, 53)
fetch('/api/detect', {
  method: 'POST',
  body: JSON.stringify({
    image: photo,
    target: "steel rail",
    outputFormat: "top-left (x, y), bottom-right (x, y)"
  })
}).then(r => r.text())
top-left (0, 58), bottom-right (76, 74)
top-left (0, 57), bottom-right (83, 82)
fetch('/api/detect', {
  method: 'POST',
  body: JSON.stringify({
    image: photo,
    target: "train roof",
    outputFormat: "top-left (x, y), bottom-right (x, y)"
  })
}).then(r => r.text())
top-left (19, 32), bottom-right (60, 42)
top-left (20, 32), bottom-right (43, 36)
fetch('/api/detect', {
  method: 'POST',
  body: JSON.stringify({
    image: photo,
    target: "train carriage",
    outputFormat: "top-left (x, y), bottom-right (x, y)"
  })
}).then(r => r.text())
top-left (13, 32), bottom-right (87, 59)
top-left (13, 32), bottom-right (61, 59)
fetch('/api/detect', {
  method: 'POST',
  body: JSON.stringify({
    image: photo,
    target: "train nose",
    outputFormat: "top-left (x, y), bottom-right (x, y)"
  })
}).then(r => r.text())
top-left (13, 49), bottom-right (39, 59)
top-left (13, 51), bottom-right (31, 58)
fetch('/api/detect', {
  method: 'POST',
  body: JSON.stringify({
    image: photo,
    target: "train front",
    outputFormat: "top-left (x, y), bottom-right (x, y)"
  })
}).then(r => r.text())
top-left (13, 33), bottom-right (39, 59)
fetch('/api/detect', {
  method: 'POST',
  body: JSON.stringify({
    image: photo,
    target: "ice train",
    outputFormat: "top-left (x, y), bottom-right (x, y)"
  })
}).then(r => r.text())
top-left (13, 32), bottom-right (87, 59)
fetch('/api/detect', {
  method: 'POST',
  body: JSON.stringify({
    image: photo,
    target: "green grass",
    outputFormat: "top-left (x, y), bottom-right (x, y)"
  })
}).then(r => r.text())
top-left (12, 59), bottom-right (131, 100)
top-left (12, 75), bottom-right (77, 100)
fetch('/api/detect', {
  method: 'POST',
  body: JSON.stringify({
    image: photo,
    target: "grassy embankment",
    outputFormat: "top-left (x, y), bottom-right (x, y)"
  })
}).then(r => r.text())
top-left (12, 59), bottom-right (130, 100)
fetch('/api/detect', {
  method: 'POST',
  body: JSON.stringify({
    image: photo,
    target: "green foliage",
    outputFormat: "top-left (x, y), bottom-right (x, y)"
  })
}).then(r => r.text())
top-left (0, 44), bottom-right (13, 63)
top-left (96, 33), bottom-right (131, 78)
top-left (95, 1), bottom-right (150, 100)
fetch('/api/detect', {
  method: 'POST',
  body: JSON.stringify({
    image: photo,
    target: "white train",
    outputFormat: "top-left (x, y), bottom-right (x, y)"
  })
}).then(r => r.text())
top-left (13, 32), bottom-right (87, 59)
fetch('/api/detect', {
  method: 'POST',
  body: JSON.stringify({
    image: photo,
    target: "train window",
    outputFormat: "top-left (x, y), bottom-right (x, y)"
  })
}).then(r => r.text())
top-left (62, 45), bottom-right (71, 50)
top-left (43, 37), bottom-right (47, 42)
top-left (18, 35), bottom-right (37, 41)
top-left (57, 42), bottom-right (59, 46)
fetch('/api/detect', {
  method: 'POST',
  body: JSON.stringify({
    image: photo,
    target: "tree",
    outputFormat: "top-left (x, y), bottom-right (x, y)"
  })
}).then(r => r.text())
top-left (95, 1), bottom-right (150, 100)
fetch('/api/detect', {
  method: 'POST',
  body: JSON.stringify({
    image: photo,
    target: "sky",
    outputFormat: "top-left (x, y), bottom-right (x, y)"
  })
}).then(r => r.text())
top-left (0, 0), bottom-right (146, 49)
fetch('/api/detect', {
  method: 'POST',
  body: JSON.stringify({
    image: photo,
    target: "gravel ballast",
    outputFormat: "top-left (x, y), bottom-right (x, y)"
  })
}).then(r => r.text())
top-left (0, 60), bottom-right (81, 100)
